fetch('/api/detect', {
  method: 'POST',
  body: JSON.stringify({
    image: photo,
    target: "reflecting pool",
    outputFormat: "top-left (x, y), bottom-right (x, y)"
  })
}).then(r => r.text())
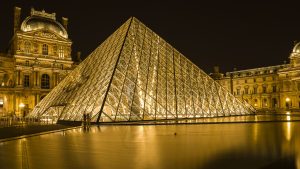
top-left (0, 119), bottom-right (300, 169)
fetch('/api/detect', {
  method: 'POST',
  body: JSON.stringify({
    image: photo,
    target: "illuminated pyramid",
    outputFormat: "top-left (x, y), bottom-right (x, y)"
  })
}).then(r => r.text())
top-left (28, 17), bottom-right (255, 123)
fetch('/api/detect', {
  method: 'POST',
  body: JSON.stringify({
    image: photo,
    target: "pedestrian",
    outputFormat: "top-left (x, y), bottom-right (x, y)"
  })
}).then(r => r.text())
top-left (83, 113), bottom-right (87, 126)
top-left (87, 113), bottom-right (91, 127)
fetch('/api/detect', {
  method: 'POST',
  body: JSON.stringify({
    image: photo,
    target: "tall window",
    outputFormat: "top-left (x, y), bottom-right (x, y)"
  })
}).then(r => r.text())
top-left (42, 44), bottom-right (48, 55)
top-left (53, 45), bottom-right (57, 56)
top-left (41, 74), bottom-right (50, 89)
top-left (24, 41), bottom-right (31, 53)
top-left (33, 43), bottom-right (38, 53)
top-left (273, 86), bottom-right (276, 93)
top-left (244, 87), bottom-right (249, 94)
top-left (253, 87), bottom-right (257, 94)
top-left (237, 89), bottom-right (240, 95)
top-left (24, 75), bottom-right (30, 87)
top-left (254, 99), bottom-right (258, 106)
top-left (263, 86), bottom-right (267, 93)
top-left (58, 46), bottom-right (64, 58)
top-left (263, 98), bottom-right (267, 107)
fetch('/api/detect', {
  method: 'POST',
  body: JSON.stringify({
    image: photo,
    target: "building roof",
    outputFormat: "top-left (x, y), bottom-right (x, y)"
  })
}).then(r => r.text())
top-left (293, 42), bottom-right (300, 53)
top-left (20, 8), bottom-right (68, 38)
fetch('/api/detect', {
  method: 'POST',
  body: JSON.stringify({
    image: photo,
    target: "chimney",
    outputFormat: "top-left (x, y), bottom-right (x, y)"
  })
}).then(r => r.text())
top-left (213, 66), bottom-right (219, 73)
top-left (13, 7), bottom-right (21, 33)
top-left (77, 51), bottom-right (82, 62)
top-left (62, 17), bottom-right (68, 31)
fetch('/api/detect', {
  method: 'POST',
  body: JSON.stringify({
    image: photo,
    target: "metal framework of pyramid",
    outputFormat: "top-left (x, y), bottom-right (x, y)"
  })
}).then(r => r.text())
top-left (28, 17), bottom-right (255, 123)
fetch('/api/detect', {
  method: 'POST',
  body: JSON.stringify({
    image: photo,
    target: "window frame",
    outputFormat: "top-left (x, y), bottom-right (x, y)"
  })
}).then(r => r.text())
top-left (42, 44), bottom-right (48, 55)
top-left (41, 74), bottom-right (50, 89)
top-left (24, 75), bottom-right (30, 88)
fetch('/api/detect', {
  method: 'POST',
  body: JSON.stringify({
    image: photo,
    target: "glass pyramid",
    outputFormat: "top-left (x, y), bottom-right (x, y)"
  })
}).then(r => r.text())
top-left (28, 17), bottom-right (255, 123)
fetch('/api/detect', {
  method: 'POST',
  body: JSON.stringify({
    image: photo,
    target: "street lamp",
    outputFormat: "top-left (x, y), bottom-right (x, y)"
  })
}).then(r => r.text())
top-left (19, 103), bottom-right (25, 117)
top-left (285, 97), bottom-right (290, 110)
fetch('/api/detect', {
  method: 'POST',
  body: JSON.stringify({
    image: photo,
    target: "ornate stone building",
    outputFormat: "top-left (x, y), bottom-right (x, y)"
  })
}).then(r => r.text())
top-left (211, 42), bottom-right (300, 112)
top-left (0, 7), bottom-right (75, 117)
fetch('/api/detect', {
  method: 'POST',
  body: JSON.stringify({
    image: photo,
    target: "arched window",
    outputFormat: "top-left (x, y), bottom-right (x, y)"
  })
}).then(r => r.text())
top-left (41, 74), bottom-right (50, 89)
top-left (58, 46), bottom-right (64, 58)
top-left (253, 87), bottom-right (257, 94)
top-left (254, 99), bottom-right (258, 107)
top-left (263, 98), bottom-right (267, 107)
top-left (24, 41), bottom-right (31, 53)
top-left (42, 44), bottom-right (48, 55)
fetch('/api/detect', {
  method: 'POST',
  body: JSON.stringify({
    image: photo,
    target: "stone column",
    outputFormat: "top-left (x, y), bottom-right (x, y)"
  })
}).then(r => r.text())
top-left (33, 71), bottom-right (36, 87)
top-left (36, 71), bottom-right (40, 87)
top-left (35, 93), bottom-right (40, 106)
top-left (51, 72), bottom-right (55, 88)
top-left (19, 71), bottom-right (23, 87)
top-left (54, 72), bottom-right (58, 87)
top-left (16, 70), bottom-right (20, 86)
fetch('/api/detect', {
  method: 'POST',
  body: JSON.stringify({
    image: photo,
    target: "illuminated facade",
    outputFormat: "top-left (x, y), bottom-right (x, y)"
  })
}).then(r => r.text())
top-left (211, 42), bottom-right (300, 112)
top-left (0, 7), bottom-right (74, 117)
top-left (28, 17), bottom-right (255, 123)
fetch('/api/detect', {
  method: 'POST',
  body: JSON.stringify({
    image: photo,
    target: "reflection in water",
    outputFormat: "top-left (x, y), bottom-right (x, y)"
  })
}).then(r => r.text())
top-left (0, 119), bottom-right (300, 169)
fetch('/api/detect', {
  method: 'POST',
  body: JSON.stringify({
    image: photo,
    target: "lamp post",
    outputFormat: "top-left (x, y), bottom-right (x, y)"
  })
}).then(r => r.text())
top-left (285, 97), bottom-right (290, 110)
top-left (19, 103), bottom-right (25, 118)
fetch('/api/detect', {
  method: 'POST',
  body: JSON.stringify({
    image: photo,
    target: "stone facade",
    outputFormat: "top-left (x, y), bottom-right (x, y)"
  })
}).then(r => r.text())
top-left (0, 7), bottom-right (75, 117)
top-left (211, 42), bottom-right (300, 112)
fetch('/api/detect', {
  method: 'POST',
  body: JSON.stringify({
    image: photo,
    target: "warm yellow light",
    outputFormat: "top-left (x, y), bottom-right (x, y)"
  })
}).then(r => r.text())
top-left (254, 103), bottom-right (257, 106)
top-left (19, 103), bottom-right (25, 108)
top-left (286, 97), bottom-right (291, 102)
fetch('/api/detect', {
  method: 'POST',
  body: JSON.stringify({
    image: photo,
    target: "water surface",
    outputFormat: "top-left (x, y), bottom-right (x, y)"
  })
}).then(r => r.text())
top-left (0, 118), bottom-right (299, 169)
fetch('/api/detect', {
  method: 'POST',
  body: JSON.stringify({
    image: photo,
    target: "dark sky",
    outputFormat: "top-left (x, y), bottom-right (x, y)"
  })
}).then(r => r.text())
top-left (1, 0), bottom-right (300, 73)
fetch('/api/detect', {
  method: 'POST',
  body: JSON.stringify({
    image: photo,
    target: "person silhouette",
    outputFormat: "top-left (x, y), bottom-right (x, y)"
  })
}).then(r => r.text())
top-left (86, 113), bottom-right (91, 127)
top-left (83, 113), bottom-right (87, 126)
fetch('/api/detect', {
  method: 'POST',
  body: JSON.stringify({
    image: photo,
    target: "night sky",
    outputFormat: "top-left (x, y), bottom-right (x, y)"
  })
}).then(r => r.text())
top-left (1, 0), bottom-right (300, 73)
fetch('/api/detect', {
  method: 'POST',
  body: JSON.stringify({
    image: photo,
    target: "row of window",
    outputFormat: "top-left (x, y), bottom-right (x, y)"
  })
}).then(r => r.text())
top-left (24, 74), bottom-right (50, 89)
top-left (229, 68), bottom-right (279, 77)
top-left (235, 77), bottom-right (276, 85)
top-left (24, 60), bottom-right (64, 69)
top-left (234, 86), bottom-right (277, 95)
top-left (23, 42), bottom-right (65, 58)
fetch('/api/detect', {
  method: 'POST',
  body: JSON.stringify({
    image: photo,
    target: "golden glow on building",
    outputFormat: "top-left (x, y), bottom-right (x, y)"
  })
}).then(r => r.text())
top-left (211, 42), bottom-right (300, 113)
top-left (0, 7), bottom-right (76, 117)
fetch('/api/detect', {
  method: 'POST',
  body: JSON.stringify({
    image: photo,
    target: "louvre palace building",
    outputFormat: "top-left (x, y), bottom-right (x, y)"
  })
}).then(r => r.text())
top-left (0, 7), bottom-right (78, 117)
top-left (0, 6), bottom-right (295, 119)
top-left (211, 42), bottom-right (300, 112)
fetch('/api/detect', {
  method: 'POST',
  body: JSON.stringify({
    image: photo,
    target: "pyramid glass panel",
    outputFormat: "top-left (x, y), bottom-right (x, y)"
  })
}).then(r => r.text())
top-left (28, 17), bottom-right (255, 123)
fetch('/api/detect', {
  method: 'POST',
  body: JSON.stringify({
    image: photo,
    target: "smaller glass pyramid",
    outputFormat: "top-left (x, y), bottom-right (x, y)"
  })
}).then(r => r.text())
top-left (28, 17), bottom-right (255, 123)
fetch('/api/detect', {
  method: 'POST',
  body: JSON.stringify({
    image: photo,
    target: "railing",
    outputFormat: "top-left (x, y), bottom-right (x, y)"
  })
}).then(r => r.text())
top-left (0, 116), bottom-right (56, 128)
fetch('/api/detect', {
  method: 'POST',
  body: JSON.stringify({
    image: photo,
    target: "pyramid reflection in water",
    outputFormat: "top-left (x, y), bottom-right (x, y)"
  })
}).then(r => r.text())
top-left (28, 17), bottom-right (255, 123)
